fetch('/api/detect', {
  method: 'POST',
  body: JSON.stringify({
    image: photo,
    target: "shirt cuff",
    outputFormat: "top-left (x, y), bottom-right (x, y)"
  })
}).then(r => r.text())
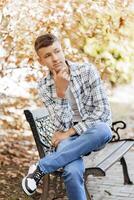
top-left (73, 122), bottom-right (88, 135)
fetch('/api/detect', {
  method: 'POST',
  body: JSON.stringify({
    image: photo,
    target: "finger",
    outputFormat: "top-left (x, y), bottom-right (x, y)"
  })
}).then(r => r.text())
top-left (62, 74), bottom-right (70, 82)
top-left (62, 71), bottom-right (68, 76)
top-left (64, 74), bottom-right (70, 81)
top-left (59, 71), bottom-right (70, 80)
top-left (58, 68), bottom-right (67, 76)
top-left (52, 140), bottom-right (57, 147)
top-left (52, 141), bottom-right (56, 147)
top-left (51, 137), bottom-right (56, 145)
top-left (60, 67), bottom-right (66, 72)
top-left (55, 140), bottom-right (60, 147)
top-left (52, 70), bottom-right (57, 80)
top-left (61, 72), bottom-right (66, 78)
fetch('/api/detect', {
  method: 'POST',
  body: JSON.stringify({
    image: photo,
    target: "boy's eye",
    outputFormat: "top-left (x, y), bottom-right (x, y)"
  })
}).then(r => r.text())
top-left (55, 49), bottom-right (60, 53)
top-left (44, 54), bottom-right (50, 58)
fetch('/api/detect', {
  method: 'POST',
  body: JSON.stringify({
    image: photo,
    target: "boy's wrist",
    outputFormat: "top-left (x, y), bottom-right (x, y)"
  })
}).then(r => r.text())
top-left (66, 128), bottom-right (76, 137)
top-left (56, 88), bottom-right (66, 98)
top-left (57, 91), bottom-right (66, 98)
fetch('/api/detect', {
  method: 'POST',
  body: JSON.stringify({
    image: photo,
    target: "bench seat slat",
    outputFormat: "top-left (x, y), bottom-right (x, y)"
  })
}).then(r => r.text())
top-left (97, 141), bottom-right (134, 172)
top-left (84, 141), bottom-right (134, 176)
top-left (84, 141), bottom-right (125, 168)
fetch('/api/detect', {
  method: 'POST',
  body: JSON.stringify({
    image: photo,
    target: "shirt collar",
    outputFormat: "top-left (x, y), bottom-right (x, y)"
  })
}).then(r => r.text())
top-left (66, 60), bottom-right (80, 77)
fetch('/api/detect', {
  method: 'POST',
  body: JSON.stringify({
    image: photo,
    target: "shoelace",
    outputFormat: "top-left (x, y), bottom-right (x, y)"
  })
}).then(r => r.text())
top-left (33, 167), bottom-right (44, 184)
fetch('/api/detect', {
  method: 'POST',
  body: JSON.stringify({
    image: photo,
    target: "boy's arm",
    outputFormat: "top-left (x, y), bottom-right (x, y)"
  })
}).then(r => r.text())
top-left (73, 63), bottom-right (112, 135)
top-left (38, 79), bottom-right (73, 131)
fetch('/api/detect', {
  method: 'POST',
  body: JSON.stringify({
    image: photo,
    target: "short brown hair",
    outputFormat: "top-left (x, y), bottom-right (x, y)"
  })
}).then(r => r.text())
top-left (34, 34), bottom-right (58, 52)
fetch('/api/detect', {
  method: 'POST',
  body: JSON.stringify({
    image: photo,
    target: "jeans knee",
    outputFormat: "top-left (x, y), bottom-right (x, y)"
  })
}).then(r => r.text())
top-left (105, 126), bottom-right (112, 142)
top-left (98, 123), bottom-right (112, 139)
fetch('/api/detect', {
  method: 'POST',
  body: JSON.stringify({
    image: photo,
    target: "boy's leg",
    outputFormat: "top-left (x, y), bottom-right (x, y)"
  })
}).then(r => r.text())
top-left (57, 137), bottom-right (87, 200)
top-left (22, 122), bottom-right (112, 195)
top-left (39, 122), bottom-right (112, 173)
top-left (62, 159), bottom-right (87, 200)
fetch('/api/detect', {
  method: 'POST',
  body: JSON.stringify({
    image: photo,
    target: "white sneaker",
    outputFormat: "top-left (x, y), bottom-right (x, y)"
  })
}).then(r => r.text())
top-left (22, 163), bottom-right (44, 196)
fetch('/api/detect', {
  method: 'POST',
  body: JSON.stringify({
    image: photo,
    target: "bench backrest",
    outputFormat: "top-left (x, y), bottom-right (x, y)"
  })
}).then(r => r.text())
top-left (24, 107), bottom-right (56, 158)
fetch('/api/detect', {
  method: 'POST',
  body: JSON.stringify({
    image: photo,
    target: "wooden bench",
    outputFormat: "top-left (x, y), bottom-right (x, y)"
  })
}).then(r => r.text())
top-left (24, 107), bottom-right (134, 200)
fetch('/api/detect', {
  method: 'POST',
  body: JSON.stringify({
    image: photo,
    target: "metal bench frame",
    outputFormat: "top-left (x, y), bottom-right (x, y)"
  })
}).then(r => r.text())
top-left (24, 108), bottom-right (134, 200)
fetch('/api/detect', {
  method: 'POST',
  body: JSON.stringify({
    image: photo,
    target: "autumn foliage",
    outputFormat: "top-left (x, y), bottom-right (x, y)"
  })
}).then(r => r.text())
top-left (0, 0), bottom-right (134, 132)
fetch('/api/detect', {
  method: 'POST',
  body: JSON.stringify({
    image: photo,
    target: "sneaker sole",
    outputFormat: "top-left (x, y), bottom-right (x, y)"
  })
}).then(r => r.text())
top-left (22, 177), bottom-right (35, 196)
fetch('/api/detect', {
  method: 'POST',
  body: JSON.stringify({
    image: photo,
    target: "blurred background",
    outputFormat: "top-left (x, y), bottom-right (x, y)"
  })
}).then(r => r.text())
top-left (1, 0), bottom-right (134, 135)
top-left (0, 0), bottom-right (134, 199)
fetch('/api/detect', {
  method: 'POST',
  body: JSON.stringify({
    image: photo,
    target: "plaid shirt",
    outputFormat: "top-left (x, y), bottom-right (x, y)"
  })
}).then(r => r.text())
top-left (38, 60), bottom-right (112, 135)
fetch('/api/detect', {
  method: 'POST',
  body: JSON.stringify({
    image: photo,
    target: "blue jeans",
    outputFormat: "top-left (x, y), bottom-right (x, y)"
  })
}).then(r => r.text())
top-left (39, 122), bottom-right (112, 200)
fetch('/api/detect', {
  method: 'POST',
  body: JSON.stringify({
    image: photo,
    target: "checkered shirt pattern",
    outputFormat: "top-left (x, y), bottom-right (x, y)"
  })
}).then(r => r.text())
top-left (38, 60), bottom-right (112, 135)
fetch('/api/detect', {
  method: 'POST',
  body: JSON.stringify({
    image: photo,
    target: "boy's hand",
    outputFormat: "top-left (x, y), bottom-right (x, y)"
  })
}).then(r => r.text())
top-left (53, 69), bottom-right (70, 98)
top-left (51, 128), bottom-right (76, 147)
top-left (51, 131), bottom-right (68, 147)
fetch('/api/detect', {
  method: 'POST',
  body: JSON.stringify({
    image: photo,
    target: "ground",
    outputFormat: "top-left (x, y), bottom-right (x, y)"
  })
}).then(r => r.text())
top-left (0, 134), bottom-right (41, 200)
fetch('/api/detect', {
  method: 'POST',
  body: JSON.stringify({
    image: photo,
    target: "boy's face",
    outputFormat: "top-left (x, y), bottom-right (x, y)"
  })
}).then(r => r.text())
top-left (37, 41), bottom-right (66, 73)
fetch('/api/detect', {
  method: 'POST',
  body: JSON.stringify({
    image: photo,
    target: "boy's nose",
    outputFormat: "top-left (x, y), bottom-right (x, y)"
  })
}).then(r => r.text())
top-left (52, 53), bottom-right (58, 61)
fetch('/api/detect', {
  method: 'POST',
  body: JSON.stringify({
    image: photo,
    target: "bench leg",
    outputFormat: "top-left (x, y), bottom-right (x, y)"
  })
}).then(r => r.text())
top-left (120, 156), bottom-right (133, 185)
top-left (84, 180), bottom-right (93, 200)
top-left (41, 175), bottom-right (50, 200)
top-left (41, 174), bottom-right (94, 199)
top-left (41, 174), bottom-right (66, 199)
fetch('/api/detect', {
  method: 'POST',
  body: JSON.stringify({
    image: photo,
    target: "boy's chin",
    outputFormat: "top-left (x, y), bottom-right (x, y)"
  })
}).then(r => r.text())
top-left (54, 67), bottom-right (63, 73)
